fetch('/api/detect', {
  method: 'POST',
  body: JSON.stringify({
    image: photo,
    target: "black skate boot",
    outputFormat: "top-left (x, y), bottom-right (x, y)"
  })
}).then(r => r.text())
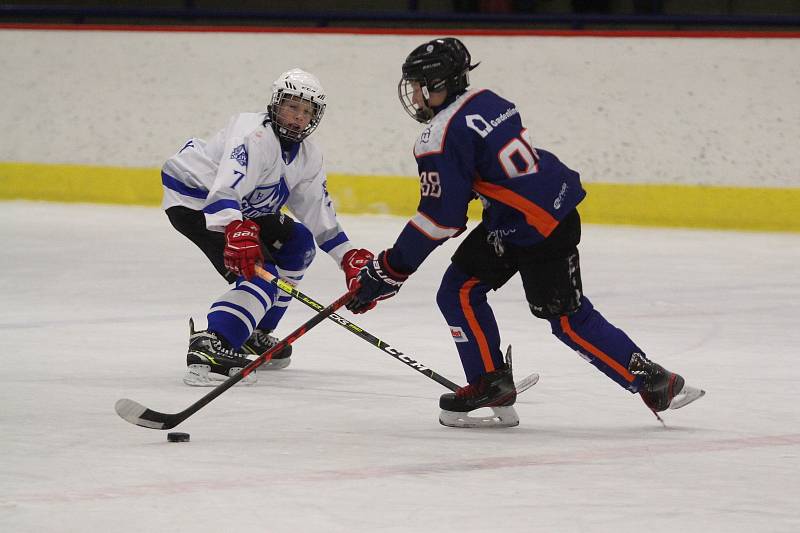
top-left (242, 329), bottom-right (292, 370)
top-left (183, 319), bottom-right (257, 387)
top-left (439, 347), bottom-right (519, 428)
top-left (629, 352), bottom-right (705, 414)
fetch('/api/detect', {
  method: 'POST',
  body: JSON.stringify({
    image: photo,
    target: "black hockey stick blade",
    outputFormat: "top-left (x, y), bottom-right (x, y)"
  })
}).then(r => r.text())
top-left (114, 287), bottom-right (355, 430)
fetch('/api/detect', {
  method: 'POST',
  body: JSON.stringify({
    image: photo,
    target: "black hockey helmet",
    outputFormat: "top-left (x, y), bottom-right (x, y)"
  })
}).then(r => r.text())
top-left (398, 37), bottom-right (479, 123)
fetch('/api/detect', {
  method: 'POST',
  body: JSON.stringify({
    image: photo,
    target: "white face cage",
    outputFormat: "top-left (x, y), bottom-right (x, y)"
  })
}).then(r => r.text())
top-left (397, 78), bottom-right (434, 124)
top-left (269, 91), bottom-right (325, 142)
top-left (268, 69), bottom-right (327, 142)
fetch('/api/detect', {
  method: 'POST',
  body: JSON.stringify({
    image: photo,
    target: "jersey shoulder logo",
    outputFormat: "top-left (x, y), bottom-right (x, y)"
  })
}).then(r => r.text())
top-left (465, 106), bottom-right (519, 139)
top-left (230, 144), bottom-right (248, 167)
top-left (414, 89), bottom-right (484, 158)
top-left (465, 114), bottom-right (494, 138)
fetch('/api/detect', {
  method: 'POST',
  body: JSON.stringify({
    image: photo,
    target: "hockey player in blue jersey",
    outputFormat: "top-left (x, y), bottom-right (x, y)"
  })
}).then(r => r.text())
top-left (162, 68), bottom-right (374, 386)
top-left (348, 38), bottom-right (704, 427)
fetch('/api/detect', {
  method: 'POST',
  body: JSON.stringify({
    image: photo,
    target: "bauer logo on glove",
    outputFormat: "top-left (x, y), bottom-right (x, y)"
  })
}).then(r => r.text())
top-left (346, 249), bottom-right (410, 314)
top-left (223, 219), bottom-right (264, 280)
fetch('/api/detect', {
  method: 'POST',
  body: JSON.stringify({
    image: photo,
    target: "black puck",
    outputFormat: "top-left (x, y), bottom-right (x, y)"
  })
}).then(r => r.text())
top-left (167, 432), bottom-right (190, 443)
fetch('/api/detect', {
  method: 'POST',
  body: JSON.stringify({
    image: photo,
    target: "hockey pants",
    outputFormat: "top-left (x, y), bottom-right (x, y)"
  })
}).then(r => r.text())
top-left (438, 211), bottom-right (645, 392)
top-left (166, 206), bottom-right (316, 348)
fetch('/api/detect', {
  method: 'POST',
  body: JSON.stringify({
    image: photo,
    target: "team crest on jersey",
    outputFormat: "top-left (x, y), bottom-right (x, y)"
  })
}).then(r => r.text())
top-left (230, 144), bottom-right (248, 167)
top-left (420, 127), bottom-right (431, 144)
top-left (449, 326), bottom-right (468, 343)
top-left (241, 178), bottom-right (289, 217)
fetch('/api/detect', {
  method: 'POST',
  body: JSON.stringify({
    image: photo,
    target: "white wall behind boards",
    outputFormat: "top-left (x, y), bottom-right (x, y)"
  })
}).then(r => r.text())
top-left (1, 29), bottom-right (797, 187)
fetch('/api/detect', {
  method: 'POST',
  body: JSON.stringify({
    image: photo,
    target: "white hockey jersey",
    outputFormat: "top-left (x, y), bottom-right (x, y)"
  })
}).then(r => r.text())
top-left (161, 112), bottom-right (352, 265)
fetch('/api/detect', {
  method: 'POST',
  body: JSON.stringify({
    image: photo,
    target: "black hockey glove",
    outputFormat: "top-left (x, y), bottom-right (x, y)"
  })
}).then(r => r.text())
top-left (346, 249), bottom-right (409, 314)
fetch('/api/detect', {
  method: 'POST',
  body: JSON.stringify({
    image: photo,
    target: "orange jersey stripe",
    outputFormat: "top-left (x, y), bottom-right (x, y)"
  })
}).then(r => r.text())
top-left (473, 179), bottom-right (559, 237)
top-left (559, 316), bottom-right (635, 382)
top-left (459, 278), bottom-right (495, 373)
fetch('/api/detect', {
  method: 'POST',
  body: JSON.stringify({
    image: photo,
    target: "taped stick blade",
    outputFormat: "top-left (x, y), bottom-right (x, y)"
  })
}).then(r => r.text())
top-left (115, 398), bottom-right (174, 430)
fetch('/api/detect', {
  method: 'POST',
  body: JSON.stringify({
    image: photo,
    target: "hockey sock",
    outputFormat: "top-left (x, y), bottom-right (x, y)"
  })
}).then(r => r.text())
top-left (257, 222), bottom-right (315, 331)
top-left (257, 266), bottom-right (304, 331)
top-left (549, 296), bottom-right (644, 391)
top-left (437, 264), bottom-right (504, 384)
top-left (207, 264), bottom-right (278, 349)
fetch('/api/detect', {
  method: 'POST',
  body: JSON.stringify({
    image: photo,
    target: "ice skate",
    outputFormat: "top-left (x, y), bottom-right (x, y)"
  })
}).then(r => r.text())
top-left (629, 353), bottom-right (705, 413)
top-left (242, 329), bottom-right (292, 370)
top-left (183, 319), bottom-right (257, 387)
top-left (439, 346), bottom-right (519, 428)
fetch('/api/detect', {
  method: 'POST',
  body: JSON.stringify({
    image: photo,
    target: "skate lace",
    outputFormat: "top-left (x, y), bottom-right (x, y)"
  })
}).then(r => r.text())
top-left (455, 381), bottom-right (486, 399)
top-left (629, 353), bottom-right (656, 389)
top-left (209, 336), bottom-right (246, 359)
top-left (250, 329), bottom-right (277, 348)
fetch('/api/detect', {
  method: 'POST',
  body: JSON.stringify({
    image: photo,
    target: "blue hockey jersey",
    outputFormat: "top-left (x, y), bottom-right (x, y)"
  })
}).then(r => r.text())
top-left (389, 89), bottom-right (586, 273)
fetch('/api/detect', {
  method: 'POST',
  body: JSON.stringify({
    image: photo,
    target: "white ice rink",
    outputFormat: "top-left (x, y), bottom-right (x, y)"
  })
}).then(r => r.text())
top-left (1, 201), bottom-right (799, 532)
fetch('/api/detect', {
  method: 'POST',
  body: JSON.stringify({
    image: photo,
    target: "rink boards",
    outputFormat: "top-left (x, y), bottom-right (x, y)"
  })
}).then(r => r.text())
top-left (1, 162), bottom-right (797, 233)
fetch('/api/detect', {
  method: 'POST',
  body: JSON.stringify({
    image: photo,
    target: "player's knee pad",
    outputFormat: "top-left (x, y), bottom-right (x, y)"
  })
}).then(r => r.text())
top-left (547, 295), bottom-right (593, 333)
top-left (238, 263), bottom-right (279, 304)
top-left (436, 264), bottom-right (473, 318)
top-left (437, 264), bottom-right (493, 316)
top-left (271, 221), bottom-right (316, 271)
top-left (437, 263), bottom-right (498, 352)
top-left (524, 250), bottom-right (583, 319)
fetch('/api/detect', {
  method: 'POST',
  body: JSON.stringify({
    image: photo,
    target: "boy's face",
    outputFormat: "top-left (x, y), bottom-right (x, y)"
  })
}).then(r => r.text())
top-left (276, 95), bottom-right (315, 133)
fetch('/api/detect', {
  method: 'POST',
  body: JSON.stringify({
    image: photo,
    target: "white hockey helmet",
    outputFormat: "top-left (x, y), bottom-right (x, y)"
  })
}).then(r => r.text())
top-left (267, 68), bottom-right (327, 142)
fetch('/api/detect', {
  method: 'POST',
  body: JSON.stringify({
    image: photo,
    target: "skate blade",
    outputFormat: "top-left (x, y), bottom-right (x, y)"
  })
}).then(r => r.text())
top-left (515, 373), bottom-right (539, 394)
top-left (439, 406), bottom-right (520, 428)
top-left (183, 365), bottom-right (257, 387)
top-left (257, 357), bottom-right (291, 371)
top-left (669, 384), bottom-right (705, 409)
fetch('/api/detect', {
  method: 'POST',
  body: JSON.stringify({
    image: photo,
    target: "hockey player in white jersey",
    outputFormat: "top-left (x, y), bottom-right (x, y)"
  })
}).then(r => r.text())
top-left (161, 68), bottom-right (374, 386)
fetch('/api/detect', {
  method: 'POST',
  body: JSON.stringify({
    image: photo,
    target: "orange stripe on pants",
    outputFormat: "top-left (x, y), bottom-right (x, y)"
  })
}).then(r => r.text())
top-left (459, 278), bottom-right (495, 373)
top-left (559, 316), bottom-right (635, 382)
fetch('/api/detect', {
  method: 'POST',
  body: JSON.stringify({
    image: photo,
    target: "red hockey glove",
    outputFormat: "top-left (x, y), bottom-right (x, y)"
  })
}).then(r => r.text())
top-left (223, 219), bottom-right (263, 280)
top-left (341, 248), bottom-right (376, 312)
top-left (346, 249), bottom-right (409, 314)
top-left (342, 248), bottom-right (375, 291)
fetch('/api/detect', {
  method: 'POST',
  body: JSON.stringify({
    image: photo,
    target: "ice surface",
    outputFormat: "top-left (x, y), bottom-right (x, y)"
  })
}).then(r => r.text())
top-left (1, 202), bottom-right (798, 532)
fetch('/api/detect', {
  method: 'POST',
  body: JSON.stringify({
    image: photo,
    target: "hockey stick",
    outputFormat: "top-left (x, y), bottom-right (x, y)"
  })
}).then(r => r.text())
top-left (114, 287), bottom-right (355, 430)
top-left (254, 266), bottom-right (539, 394)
